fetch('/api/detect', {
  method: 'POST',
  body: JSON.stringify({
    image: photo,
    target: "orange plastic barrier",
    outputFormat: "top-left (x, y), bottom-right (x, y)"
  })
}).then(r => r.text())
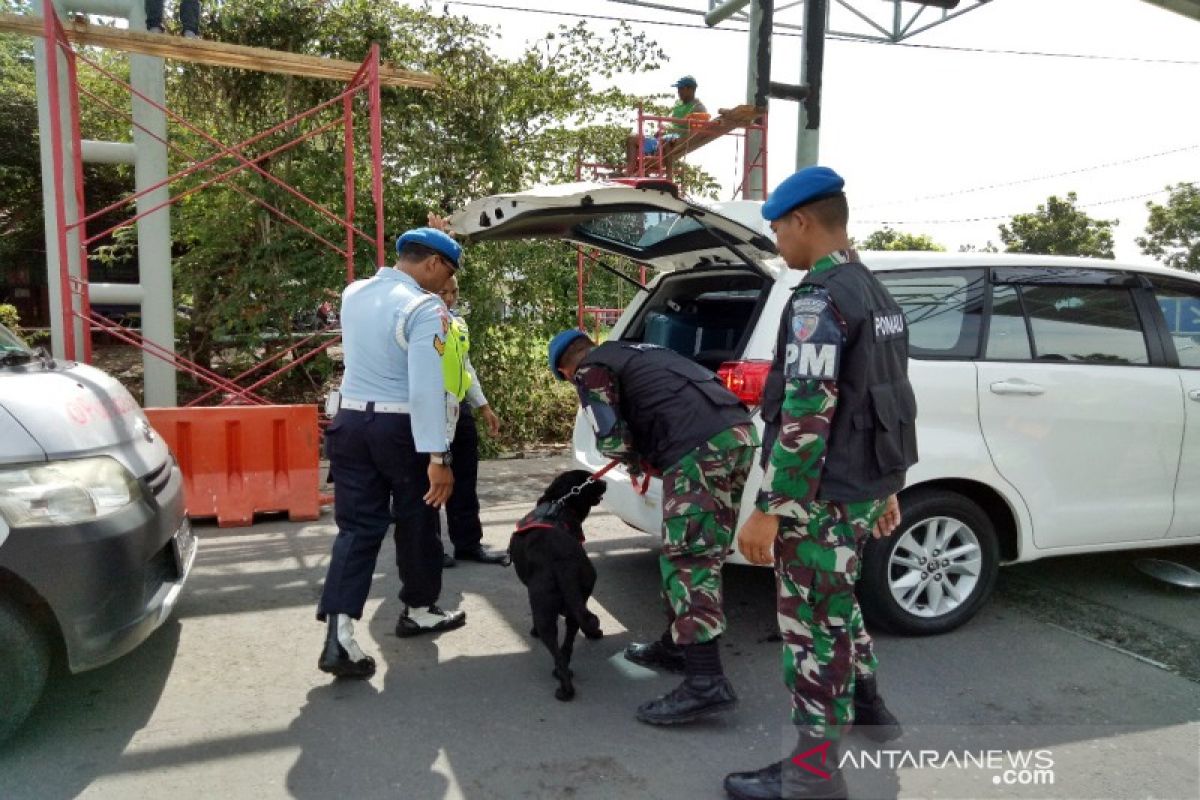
top-left (145, 405), bottom-right (322, 528)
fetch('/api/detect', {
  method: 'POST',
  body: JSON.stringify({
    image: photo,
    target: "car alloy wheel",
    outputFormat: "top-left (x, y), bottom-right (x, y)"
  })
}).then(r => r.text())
top-left (888, 516), bottom-right (982, 618)
top-left (859, 488), bottom-right (1000, 635)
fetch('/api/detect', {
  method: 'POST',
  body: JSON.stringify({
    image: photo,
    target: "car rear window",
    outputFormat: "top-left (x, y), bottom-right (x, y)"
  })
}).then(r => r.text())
top-left (985, 283), bottom-right (1150, 365)
top-left (876, 268), bottom-right (985, 359)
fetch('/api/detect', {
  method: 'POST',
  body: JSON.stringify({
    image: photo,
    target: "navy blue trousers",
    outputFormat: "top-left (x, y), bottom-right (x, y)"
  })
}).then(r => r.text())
top-left (318, 409), bottom-right (443, 619)
top-left (145, 0), bottom-right (200, 33)
top-left (446, 402), bottom-right (483, 552)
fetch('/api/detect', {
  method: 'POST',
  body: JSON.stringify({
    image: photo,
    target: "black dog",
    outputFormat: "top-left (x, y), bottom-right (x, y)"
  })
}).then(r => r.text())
top-left (509, 470), bottom-right (606, 701)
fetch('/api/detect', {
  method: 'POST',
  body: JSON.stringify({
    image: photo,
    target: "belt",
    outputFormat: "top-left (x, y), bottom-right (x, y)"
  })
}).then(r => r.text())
top-left (340, 398), bottom-right (410, 414)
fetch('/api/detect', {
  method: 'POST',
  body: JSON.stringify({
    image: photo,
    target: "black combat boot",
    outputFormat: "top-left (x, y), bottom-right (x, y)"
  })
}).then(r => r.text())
top-left (318, 614), bottom-right (376, 679)
top-left (623, 629), bottom-right (685, 673)
top-left (724, 731), bottom-right (847, 800)
top-left (635, 639), bottom-right (737, 725)
top-left (852, 673), bottom-right (902, 742)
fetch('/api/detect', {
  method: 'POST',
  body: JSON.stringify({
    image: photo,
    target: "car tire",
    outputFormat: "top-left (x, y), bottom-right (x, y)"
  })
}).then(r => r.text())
top-left (858, 488), bottom-right (999, 636)
top-left (0, 596), bottom-right (50, 743)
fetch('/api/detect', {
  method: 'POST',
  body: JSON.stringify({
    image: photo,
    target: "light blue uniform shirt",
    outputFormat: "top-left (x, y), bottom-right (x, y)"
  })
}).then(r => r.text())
top-left (338, 267), bottom-right (450, 453)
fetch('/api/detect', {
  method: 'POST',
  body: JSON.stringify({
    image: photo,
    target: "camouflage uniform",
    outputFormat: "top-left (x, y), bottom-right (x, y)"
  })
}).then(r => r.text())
top-left (575, 357), bottom-right (758, 646)
top-left (661, 423), bottom-right (759, 644)
top-left (759, 249), bottom-right (884, 740)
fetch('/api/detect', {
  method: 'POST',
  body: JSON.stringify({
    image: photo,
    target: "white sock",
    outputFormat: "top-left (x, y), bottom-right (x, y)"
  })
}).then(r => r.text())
top-left (334, 614), bottom-right (367, 661)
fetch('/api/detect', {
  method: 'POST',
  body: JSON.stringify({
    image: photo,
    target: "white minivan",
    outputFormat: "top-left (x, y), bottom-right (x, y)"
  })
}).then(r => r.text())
top-left (452, 180), bottom-right (1200, 635)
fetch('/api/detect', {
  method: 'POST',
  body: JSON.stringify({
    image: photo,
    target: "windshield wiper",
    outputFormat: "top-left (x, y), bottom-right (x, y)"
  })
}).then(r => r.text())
top-left (0, 350), bottom-right (34, 367)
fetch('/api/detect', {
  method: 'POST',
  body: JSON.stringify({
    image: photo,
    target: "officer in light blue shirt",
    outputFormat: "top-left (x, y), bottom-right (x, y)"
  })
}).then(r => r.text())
top-left (317, 227), bottom-right (468, 680)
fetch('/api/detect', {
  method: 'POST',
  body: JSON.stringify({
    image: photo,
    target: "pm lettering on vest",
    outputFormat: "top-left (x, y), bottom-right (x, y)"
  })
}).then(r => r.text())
top-left (785, 342), bottom-right (840, 380)
top-left (873, 311), bottom-right (907, 341)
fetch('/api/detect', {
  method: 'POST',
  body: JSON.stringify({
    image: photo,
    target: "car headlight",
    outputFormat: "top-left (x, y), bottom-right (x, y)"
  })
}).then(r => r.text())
top-left (0, 457), bottom-right (140, 528)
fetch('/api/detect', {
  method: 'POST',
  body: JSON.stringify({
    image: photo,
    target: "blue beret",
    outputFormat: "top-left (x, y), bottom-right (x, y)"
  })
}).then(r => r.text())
top-left (548, 329), bottom-right (590, 380)
top-left (672, 75), bottom-right (698, 88)
top-left (761, 166), bottom-right (845, 221)
top-left (396, 227), bottom-right (463, 270)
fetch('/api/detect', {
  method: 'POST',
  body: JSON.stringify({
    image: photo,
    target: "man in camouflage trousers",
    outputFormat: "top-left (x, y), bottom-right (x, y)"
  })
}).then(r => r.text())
top-left (726, 166), bottom-right (918, 800)
top-left (548, 330), bottom-right (759, 725)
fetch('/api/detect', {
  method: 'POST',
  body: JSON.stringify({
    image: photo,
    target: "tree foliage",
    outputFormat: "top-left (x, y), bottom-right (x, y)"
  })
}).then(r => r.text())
top-left (859, 226), bottom-right (945, 252)
top-left (0, 0), bottom-right (710, 450)
top-left (1137, 183), bottom-right (1200, 273)
top-left (1, 3), bottom-right (135, 288)
top-left (998, 192), bottom-right (1116, 258)
top-left (160, 0), bottom-right (672, 448)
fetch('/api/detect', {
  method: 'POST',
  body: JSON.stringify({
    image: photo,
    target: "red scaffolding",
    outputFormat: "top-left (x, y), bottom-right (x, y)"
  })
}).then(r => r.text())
top-left (573, 103), bottom-right (768, 333)
top-left (36, 4), bottom-right (392, 404)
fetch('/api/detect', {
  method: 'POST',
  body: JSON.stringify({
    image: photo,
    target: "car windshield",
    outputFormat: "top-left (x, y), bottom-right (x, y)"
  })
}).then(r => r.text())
top-left (0, 324), bottom-right (34, 356)
top-left (575, 211), bottom-right (702, 250)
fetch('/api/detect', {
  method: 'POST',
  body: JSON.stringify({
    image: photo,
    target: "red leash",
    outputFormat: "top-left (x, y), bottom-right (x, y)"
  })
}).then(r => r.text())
top-left (588, 457), bottom-right (654, 494)
top-left (591, 458), bottom-right (622, 481)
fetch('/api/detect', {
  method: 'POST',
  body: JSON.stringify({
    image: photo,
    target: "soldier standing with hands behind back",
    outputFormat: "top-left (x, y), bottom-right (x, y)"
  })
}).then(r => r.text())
top-left (725, 167), bottom-right (917, 800)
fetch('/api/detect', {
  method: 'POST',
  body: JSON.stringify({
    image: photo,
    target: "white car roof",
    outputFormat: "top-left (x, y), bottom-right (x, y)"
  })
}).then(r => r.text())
top-left (748, 253), bottom-right (1200, 287)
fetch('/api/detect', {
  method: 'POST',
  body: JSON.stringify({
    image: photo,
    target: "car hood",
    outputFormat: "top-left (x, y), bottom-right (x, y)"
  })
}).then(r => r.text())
top-left (449, 181), bottom-right (778, 276)
top-left (0, 361), bottom-right (168, 476)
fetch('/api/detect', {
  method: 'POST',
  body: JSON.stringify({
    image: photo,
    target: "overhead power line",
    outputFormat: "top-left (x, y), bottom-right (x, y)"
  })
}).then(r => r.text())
top-left (858, 186), bottom-right (1185, 226)
top-left (860, 143), bottom-right (1200, 209)
top-left (440, 1), bottom-right (1200, 66)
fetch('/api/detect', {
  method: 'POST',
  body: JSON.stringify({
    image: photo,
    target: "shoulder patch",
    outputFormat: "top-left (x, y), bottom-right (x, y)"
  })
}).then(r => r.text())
top-left (784, 342), bottom-right (839, 380)
top-left (792, 293), bottom-right (829, 316)
top-left (873, 309), bottom-right (907, 341)
top-left (784, 288), bottom-right (843, 380)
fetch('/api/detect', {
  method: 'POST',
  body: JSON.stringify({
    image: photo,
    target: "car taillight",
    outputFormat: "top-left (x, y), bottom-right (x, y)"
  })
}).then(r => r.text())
top-left (717, 360), bottom-right (772, 406)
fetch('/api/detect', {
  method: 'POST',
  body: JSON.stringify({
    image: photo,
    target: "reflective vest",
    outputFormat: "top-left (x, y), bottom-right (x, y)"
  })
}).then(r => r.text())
top-left (442, 314), bottom-right (472, 402)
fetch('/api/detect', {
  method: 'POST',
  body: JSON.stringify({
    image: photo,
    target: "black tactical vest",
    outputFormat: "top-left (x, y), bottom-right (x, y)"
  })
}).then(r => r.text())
top-left (760, 261), bottom-right (918, 503)
top-left (579, 342), bottom-right (750, 471)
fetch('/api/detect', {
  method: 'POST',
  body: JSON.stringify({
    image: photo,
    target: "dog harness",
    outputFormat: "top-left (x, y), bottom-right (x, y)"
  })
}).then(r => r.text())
top-left (513, 504), bottom-right (585, 542)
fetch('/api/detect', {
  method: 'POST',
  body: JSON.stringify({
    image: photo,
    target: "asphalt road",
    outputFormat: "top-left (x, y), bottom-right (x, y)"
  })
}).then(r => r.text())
top-left (2, 454), bottom-right (1197, 800)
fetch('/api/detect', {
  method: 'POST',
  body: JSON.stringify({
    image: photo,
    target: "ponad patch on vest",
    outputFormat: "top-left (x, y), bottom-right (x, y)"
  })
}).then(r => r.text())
top-left (873, 310), bottom-right (907, 341)
top-left (785, 342), bottom-right (840, 380)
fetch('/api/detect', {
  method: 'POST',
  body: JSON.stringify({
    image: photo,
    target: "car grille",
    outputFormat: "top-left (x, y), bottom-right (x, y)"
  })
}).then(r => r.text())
top-left (142, 457), bottom-right (173, 497)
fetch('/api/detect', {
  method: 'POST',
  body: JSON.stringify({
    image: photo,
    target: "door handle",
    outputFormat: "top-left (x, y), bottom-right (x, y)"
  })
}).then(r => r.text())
top-left (1189, 389), bottom-right (1200, 402)
top-left (989, 380), bottom-right (1045, 397)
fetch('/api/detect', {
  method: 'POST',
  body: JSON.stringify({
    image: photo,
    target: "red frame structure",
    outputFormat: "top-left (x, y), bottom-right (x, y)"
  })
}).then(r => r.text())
top-left (630, 104), bottom-right (768, 199)
top-left (572, 107), bottom-right (768, 333)
top-left (38, 3), bottom-right (386, 405)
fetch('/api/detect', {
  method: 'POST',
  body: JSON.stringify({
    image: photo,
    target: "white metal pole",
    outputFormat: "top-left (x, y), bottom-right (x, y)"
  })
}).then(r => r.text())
top-left (796, 0), bottom-right (823, 169)
top-left (743, 0), bottom-right (766, 200)
top-left (127, 0), bottom-right (177, 406)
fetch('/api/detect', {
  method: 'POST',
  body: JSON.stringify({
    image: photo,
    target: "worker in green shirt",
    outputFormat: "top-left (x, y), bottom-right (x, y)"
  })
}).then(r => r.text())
top-left (666, 75), bottom-right (708, 136)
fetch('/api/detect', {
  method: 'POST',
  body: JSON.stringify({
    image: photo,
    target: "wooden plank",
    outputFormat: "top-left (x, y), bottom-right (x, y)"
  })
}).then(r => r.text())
top-left (0, 12), bottom-right (442, 90)
top-left (664, 104), bottom-right (765, 162)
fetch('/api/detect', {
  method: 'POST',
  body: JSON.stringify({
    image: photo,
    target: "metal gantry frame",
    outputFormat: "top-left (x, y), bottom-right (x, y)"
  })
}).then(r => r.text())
top-left (615, 0), bottom-right (996, 42)
top-left (610, 0), bottom-right (996, 172)
top-left (29, 0), bottom-right (391, 406)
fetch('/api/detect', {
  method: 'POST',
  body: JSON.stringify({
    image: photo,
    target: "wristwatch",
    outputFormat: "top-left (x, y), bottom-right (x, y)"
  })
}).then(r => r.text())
top-left (430, 451), bottom-right (453, 467)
